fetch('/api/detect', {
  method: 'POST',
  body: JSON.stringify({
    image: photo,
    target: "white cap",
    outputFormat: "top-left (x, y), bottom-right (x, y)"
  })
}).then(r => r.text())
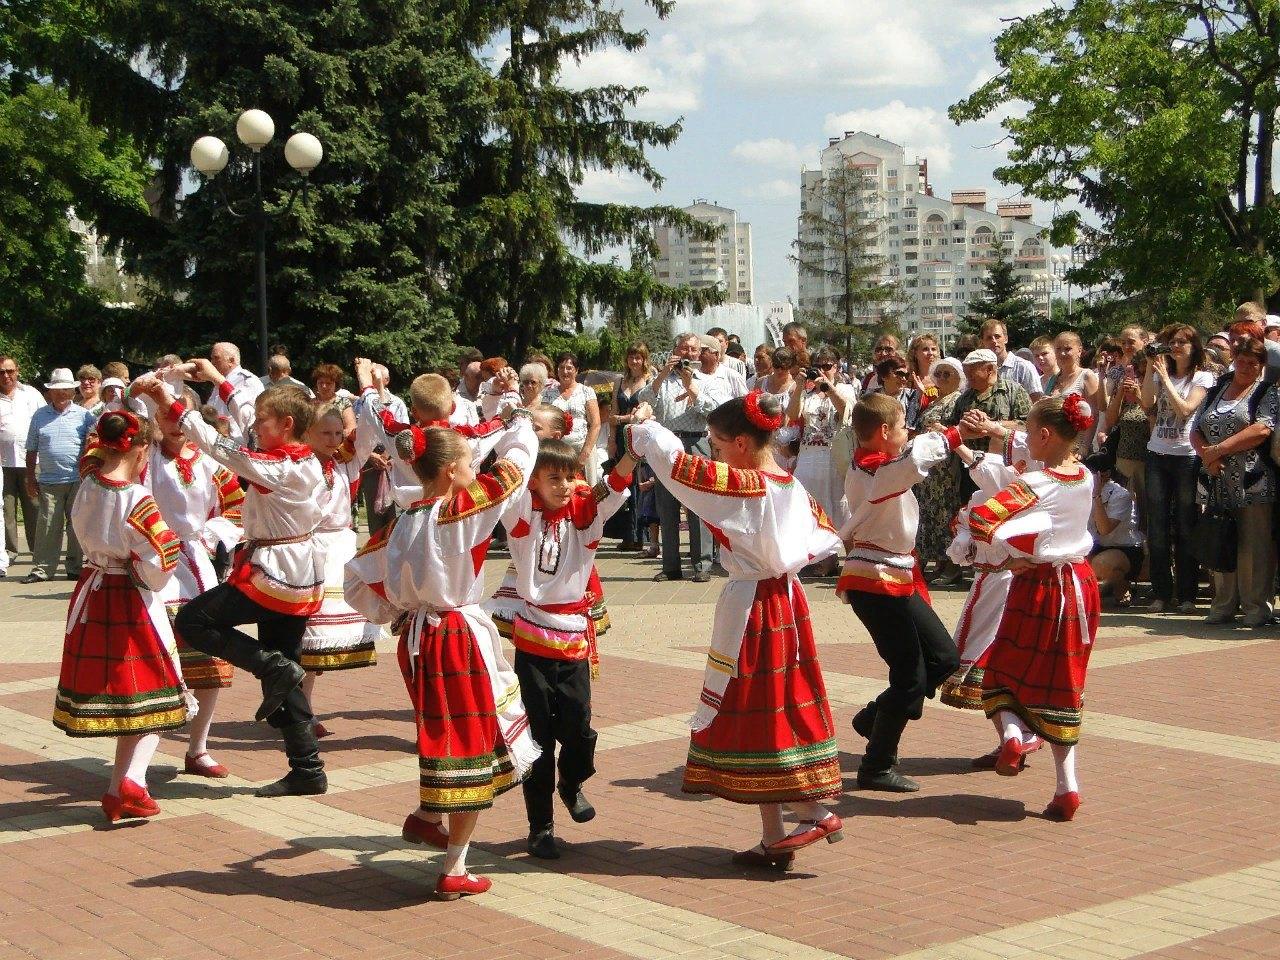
top-left (1265, 314), bottom-right (1280, 330)
top-left (44, 368), bottom-right (76, 390)
top-left (101, 377), bottom-right (126, 391)
top-left (962, 348), bottom-right (999, 366)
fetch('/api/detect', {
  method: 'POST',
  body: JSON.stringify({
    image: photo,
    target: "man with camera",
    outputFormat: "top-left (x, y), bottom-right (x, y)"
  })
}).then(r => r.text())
top-left (638, 333), bottom-right (731, 583)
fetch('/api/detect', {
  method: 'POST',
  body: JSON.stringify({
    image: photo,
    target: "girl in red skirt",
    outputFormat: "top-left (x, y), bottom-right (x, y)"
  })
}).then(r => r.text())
top-left (345, 394), bottom-right (540, 901)
top-left (53, 411), bottom-right (189, 822)
top-left (623, 392), bottom-right (845, 869)
top-left (968, 394), bottom-right (1101, 821)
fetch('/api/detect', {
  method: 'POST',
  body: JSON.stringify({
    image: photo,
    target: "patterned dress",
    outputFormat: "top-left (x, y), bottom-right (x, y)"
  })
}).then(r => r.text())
top-left (344, 418), bottom-right (542, 813)
top-left (54, 477), bottom-right (188, 737)
top-left (915, 392), bottom-right (962, 565)
top-left (625, 420), bottom-right (844, 804)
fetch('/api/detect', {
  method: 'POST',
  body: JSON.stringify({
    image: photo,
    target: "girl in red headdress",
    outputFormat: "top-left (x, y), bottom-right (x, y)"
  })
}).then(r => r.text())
top-left (53, 411), bottom-right (191, 822)
top-left (623, 391), bottom-right (846, 870)
top-left (968, 394), bottom-right (1101, 821)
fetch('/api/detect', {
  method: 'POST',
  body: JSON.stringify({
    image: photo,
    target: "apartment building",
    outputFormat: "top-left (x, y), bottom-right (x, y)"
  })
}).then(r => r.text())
top-left (654, 201), bottom-right (755, 305)
top-left (797, 132), bottom-right (1049, 345)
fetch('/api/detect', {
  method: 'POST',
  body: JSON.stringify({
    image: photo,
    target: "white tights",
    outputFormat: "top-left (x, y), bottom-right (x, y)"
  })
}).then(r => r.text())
top-left (187, 688), bottom-right (220, 758)
top-left (1052, 743), bottom-right (1078, 794)
top-left (109, 733), bottom-right (160, 795)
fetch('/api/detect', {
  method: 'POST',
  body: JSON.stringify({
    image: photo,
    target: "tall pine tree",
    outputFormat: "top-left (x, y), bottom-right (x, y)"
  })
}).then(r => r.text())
top-left (792, 160), bottom-right (901, 358)
top-left (961, 250), bottom-right (1041, 344)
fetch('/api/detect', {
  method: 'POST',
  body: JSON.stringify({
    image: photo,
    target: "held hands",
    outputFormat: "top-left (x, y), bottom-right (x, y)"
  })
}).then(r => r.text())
top-left (496, 366), bottom-right (519, 393)
top-left (131, 372), bottom-right (173, 405)
top-left (631, 401), bottom-right (654, 424)
top-left (353, 357), bottom-right (374, 390)
top-left (176, 358), bottom-right (223, 384)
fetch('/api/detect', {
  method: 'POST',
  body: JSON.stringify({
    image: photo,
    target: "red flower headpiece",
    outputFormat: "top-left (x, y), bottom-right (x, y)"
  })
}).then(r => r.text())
top-left (408, 424), bottom-right (428, 460)
top-left (1062, 393), bottom-right (1096, 432)
top-left (743, 389), bottom-right (784, 432)
top-left (97, 410), bottom-right (141, 452)
top-left (562, 411), bottom-right (574, 435)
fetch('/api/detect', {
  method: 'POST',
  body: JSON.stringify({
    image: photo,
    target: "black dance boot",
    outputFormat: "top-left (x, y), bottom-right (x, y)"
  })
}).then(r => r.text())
top-left (856, 712), bottom-right (919, 793)
top-left (851, 701), bottom-right (877, 740)
top-left (527, 826), bottom-right (560, 860)
top-left (558, 784), bottom-right (596, 823)
top-left (256, 721), bottom-right (328, 797)
top-left (254, 655), bottom-right (306, 722)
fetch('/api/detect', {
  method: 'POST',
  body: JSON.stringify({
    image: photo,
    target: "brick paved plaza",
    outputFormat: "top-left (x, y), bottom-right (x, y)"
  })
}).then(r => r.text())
top-left (2, 546), bottom-right (1280, 960)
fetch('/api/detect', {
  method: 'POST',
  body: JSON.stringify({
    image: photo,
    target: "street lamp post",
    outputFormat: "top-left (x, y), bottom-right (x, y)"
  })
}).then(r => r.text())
top-left (190, 110), bottom-right (324, 373)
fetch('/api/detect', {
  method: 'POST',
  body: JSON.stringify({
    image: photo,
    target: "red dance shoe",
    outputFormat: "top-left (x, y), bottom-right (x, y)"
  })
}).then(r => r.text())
top-left (435, 873), bottom-right (491, 900)
top-left (313, 721), bottom-right (333, 739)
top-left (117, 778), bottom-right (161, 818)
top-left (402, 813), bottom-right (449, 850)
top-left (995, 739), bottom-right (1029, 777)
top-left (1044, 791), bottom-right (1081, 822)
top-left (100, 792), bottom-right (124, 823)
top-left (973, 737), bottom-right (1042, 771)
top-left (765, 813), bottom-right (844, 854)
top-left (184, 753), bottom-right (230, 779)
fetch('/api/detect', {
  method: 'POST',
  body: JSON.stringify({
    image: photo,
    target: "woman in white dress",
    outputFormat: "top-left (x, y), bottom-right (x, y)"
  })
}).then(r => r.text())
top-left (542, 352), bottom-right (602, 483)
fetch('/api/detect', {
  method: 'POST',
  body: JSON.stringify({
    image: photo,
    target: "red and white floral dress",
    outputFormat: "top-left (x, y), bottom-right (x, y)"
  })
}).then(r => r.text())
top-left (625, 419), bottom-right (844, 805)
top-left (54, 476), bottom-right (190, 737)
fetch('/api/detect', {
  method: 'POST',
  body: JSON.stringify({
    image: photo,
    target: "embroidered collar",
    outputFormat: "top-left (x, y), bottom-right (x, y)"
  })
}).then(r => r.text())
top-left (162, 443), bottom-right (200, 484)
top-left (1045, 465), bottom-right (1087, 485)
top-left (263, 442), bottom-right (314, 462)
top-left (853, 446), bottom-right (893, 472)
top-left (761, 470), bottom-right (793, 485)
top-left (407, 495), bottom-right (444, 512)
top-left (91, 474), bottom-right (132, 490)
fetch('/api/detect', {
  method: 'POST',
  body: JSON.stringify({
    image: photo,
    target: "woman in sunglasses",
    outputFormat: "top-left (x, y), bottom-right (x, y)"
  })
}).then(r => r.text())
top-left (871, 355), bottom-right (927, 435)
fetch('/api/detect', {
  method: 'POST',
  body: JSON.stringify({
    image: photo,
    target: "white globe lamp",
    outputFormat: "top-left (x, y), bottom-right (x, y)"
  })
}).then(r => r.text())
top-left (284, 132), bottom-right (324, 174)
top-left (190, 136), bottom-right (230, 177)
top-left (236, 109), bottom-right (275, 151)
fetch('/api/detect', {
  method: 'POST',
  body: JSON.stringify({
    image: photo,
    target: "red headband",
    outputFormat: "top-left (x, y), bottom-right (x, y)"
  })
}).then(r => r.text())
top-left (1062, 393), bottom-right (1096, 432)
top-left (409, 425), bottom-right (428, 461)
top-left (743, 390), bottom-right (784, 432)
top-left (97, 410), bottom-right (141, 452)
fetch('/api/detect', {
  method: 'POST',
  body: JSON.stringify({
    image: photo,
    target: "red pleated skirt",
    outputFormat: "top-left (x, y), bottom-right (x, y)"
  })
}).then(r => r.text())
top-left (54, 572), bottom-right (187, 737)
top-left (683, 576), bottom-right (842, 804)
top-left (981, 560), bottom-right (1100, 745)
top-left (397, 611), bottom-right (515, 812)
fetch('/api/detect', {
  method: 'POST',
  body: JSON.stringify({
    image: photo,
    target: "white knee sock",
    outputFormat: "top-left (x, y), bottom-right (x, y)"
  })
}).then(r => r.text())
top-left (1052, 743), bottom-right (1078, 794)
top-left (443, 842), bottom-right (469, 876)
top-left (110, 735), bottom-right (138, 795)
top-left (759, 803), bottom-right (785, 846)
top-left (786, 800), bottom-right (830, 824)
top-left (125, 733), bottom-right (160, 787)
top-left (188, 688), bottom-right (219, 758)
top-left (999, 710), bottom-right (1023, 745)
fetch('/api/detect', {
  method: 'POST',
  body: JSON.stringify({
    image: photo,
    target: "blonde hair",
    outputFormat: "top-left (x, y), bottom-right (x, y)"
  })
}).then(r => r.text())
top-left (851, 393), bottom-right (904, 442)
top-left (409, 373), bottom-right (453, 420)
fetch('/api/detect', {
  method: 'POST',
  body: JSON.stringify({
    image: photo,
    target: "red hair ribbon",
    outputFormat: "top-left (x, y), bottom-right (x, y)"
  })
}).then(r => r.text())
top-left (562, 411), bottom-right (574, 435)
top-left (1062, 393), bottom-right (1096, 432)
top-left (409, 425), bottom-right (428, 460)
top-left (743, 390), bottom-right (784, 432)
top-left (97, 410), bottom-right (141, 452)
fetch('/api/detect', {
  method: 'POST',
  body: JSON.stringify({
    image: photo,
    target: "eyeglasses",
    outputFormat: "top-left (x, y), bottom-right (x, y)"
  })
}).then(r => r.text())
top-left (888, 369), bottom-right (909, 378)
top-left (874, 346), bottom-right (895, 355)
top-left (817, 363), bottom-right (836, 370)
top-left (1169, 338), bottom-right (1191, 346)
top-left (0, 369), bottom-right (16, 376)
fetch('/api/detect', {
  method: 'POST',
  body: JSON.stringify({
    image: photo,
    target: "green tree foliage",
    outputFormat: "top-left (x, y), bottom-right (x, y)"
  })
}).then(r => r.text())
top-left (960, 250), bottom-right (1041, 344)
top-left (0, 1), bottom-right (150, 363)
top-left (792, 161), bottom-right (902, 359)
top-left (951, 0), bottom-right (1280, 318)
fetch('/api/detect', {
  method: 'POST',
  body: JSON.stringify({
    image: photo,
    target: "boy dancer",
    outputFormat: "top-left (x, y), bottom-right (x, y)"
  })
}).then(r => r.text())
top-left (838, 393), bottom-right (978, 792)
top-left (486, 438), bottom-right (634, 859)
top-left (135, 364), bottom-right (327, 798)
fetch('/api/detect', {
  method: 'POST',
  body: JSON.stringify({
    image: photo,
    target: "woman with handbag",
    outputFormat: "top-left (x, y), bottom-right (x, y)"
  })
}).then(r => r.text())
top-left (1191, 336), bottom-right (1279, 628)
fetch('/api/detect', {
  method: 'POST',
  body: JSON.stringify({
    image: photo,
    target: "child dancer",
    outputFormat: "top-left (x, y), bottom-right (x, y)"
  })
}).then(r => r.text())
top-left (136, 364), bottom-right (327, 798)
top-left (53, 411), bottom-right (190, 821)
top-left (148, 395), bottom-right (245, 778)
top-left (970, 394), bottom-right (1100, 820)
top-left (838, 393), bottom-right (977, 792)
top-left (624, 392), bottom-right (845, 869)
top-left (298, 396), bottom-right (382, 735)
top-left (344, 406), bottom-right (540, 900)
top-left (939, 422), bottom-right (1046, 770)
top-left (485, 436), bottom-right (635, 859)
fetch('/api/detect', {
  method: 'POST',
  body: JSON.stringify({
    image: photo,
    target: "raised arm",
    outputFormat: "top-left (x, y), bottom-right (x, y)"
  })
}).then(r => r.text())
top-left (436, 414), bottom-right (538, 554)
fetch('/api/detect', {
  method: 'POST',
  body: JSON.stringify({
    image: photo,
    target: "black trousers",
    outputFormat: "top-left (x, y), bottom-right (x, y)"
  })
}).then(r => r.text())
top-left (514, 651), bottom-right (597, 831)
top-left (175, 582), bottom-right (312, 729)
top-left (847, 590), bottom-right (959, 721)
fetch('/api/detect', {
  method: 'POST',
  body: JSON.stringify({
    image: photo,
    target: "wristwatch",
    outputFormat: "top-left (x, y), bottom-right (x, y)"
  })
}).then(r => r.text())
top-left (966, 452), bottom-right (986, 469)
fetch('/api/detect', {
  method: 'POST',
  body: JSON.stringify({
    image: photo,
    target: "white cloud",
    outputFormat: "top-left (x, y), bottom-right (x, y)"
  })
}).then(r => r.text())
top-left (559, 32), bottom-right (705, 117)
top-left (745, 179), bottom-right (798, 201)
top-left (824, 101), bottom-right (957, 174)
top-left (575, 168), bottom-right (658, 204)
top-left (731, 138), bottom-right (812, 171)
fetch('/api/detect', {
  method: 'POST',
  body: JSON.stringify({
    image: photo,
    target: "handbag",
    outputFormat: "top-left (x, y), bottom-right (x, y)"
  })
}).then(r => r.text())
top-left (1192, 476), bottom-right (1237, 573)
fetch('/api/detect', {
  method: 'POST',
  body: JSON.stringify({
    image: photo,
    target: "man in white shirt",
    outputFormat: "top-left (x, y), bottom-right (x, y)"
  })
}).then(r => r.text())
top-left (699, 335), bottom-right (748, 398)
top-left (637, 333), bottom-right (731, 582)
top-left (0, 356), bottom-right (44, 558)
top-left (979, 319), bottom-right (1044, 399)
top-left (706, 327), bottom-right (747, 381)
top-left (209, 342), bottom-right (265, 441)
top-left (356, 364), bottom-right (409, 536)
top-left (456, 356), bottom-right (484, 404)
top-left (259, 353), bottom-right (313, 395)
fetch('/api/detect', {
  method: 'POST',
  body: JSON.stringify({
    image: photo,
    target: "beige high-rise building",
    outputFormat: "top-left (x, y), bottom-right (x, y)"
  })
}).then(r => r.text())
top-left (797, 132), bottom-right (1051, 345)
top-left (654, 201), bottom-right (754, 305)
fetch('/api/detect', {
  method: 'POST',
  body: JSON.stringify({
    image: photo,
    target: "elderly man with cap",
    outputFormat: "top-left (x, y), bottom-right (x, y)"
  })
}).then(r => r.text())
top-left (23, 368), bottom-right (97, 583)
top-left (943, 348), bottom-right (1032, 496)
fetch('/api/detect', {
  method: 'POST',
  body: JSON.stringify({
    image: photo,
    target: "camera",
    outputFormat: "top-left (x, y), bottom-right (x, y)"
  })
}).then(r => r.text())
top-left (679, 358), bottom-right (696, 371)
top-left (1144, 342), bottom-right (1172, 357)
top-left (805, 368), bottom-right (830, 392)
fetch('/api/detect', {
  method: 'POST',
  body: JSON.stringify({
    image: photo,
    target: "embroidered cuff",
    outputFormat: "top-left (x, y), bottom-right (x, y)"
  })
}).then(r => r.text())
top-left (217, 380), bottom-right (236, 404)
top-left (168, 400), bottom-right (188, 423)
top-left (943, 426), bottom-right (963, 451)
top-left (606, 467), bottom-right (631, 492)
top-left (623, 424), bottom-right (644, 462)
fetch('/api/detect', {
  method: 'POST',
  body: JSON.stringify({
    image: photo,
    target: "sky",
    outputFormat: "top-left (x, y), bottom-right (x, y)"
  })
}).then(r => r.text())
top-left (562, 0), bottom-right (1047, 305)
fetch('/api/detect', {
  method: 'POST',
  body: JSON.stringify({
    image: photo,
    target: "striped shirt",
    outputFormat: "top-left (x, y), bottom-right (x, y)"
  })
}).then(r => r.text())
top-left (638, 370), bottom-right (730, 434)
top-left (26, 403), bottom-right (96, 484)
